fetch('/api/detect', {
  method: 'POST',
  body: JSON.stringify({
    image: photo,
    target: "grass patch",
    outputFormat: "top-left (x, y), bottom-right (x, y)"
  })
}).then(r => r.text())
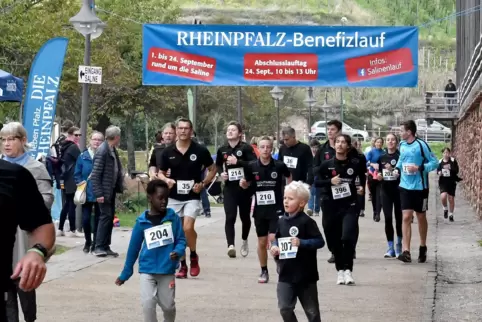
top-left (54, 245), bottom-right (71, 255)
top-left (478, 240), bottom-right (482, 247)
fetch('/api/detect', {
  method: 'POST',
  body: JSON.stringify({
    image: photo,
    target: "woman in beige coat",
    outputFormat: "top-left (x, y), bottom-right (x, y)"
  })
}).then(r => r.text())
top-left (1, 122), bottom-right (53, 322)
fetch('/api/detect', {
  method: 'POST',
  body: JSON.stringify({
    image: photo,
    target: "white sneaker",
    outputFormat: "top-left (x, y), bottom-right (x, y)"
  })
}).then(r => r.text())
top-left (240, 240), bottom-right (249, 257)
top-left (227, 245), bottom-right (236, 258)
top-left (336, 270), bottom-right (345, 285)
top-left (65, 231), bottom-right (75, 237)
top-left (344, 270), bottom-right (355, 285)
top-left (75, 230), bottom-right (84, 238)
top-left (56, 230), bottom-right (64, 237)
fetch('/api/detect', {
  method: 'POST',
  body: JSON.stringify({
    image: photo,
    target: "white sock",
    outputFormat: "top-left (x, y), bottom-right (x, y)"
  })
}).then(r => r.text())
top-left (449, 212), bottom-right (453, 217)
top-left (443, 206), bottom-right (448, 211)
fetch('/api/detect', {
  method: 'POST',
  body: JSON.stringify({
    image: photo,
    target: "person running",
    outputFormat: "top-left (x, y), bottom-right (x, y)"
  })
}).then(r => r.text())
top-left (315, 134), bottom-right (366, 285)
top-left (278, 127), bottom-right (313, 185)
top-left (351, 140), bottom-right (366, 218)
top-left (376, 133), bottom-right (402, 258)
top-left (307, 139), bottom-right (321, 217)
top-left (366, 137), bottom-right (384, 222)
top-left (116, 180), bottom-right (186, 322)
top-left (216, 121), bottom-right (257, 258)
top-left (158, 118), bottom-right (216, 278)
top-left (148, 123), bottom-right (176, 180)
top-left (250, 136), bottom-right (260, 157)
top-left (240, 136), bottom-right (291, 283)
top-left (437, 147), bottom-right (460, 222)
top-left (394, 120), bottom-right (438, 263)
top-left (270, 181), bottom-right (324, 322)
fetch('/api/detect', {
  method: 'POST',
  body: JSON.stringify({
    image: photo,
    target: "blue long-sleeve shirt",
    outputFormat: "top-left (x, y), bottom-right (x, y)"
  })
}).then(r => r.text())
top-left (366, 148), bottom-right (384, 173)
top-left (395, 138), bottom-right (438, 190)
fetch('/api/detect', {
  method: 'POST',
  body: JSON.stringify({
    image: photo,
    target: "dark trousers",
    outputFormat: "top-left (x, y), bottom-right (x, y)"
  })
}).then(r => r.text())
top-left (95, 193), bottom-right (116, 251)
top-left (82, 202), bottom-right (101, 246)
top-left (223, 185), bottom-right (252, 246)
top-left (59, 192), bottom-right (76, 232)
top-left (324, 205), bottom-right (359, 271)
top-left (381, 187), bottom-right (403, 241)
top-left (368, 176), bottom-right (381, 217)
top-left (5, 280), bottom-right (36, 322)
top-left (277, 282), bottom-right (321, 322)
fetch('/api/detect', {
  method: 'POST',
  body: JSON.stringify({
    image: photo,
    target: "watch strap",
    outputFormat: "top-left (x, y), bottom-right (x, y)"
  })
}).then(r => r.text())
top-left (27, 248), bottom-right (45, 259)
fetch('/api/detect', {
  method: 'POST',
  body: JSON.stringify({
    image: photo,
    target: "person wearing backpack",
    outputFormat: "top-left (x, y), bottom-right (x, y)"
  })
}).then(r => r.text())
top-left (57, 126), bottom-right (82, 237)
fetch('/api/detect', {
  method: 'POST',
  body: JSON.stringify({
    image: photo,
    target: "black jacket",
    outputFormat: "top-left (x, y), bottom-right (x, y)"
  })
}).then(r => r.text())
top-left (59, 140), bottom-right (80, 194)
top-left (278, 141), bottom-right (313, 184)
top-left (91, 141), bottom-right (124, 201)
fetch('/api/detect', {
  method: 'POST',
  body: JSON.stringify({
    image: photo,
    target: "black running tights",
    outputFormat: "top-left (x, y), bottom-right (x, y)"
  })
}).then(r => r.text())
top-left (223, 185), bottom-right (252, 246)
top-left (381, 188), bottom-right (403, 242)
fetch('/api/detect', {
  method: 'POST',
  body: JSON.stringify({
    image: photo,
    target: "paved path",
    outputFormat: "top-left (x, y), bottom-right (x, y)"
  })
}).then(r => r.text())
top-left (36, 203), bottom-right (436, 322)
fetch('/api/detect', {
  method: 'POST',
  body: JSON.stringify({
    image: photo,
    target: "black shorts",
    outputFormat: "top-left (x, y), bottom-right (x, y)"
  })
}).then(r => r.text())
top-left (439, 183), bottom-right (456, 196)
top-left (254, 210), bottom-right (281, 237)
top-left (399, 187), bottom-right (429, 213)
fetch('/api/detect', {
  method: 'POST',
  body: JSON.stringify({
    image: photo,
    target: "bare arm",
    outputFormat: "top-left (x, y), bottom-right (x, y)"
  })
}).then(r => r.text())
top-left (203, 164), bottom-right (217, 187)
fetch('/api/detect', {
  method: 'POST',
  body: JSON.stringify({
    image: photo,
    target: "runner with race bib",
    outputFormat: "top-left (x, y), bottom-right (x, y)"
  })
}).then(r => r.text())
top-left (269, 181), bottom-right (324, 322)
top-left (216, 121), bottom-right (257, 258)
top-left (437, 147), bottom-right (461, 222)
top-left (376, 133), bottom-right (402, 258)
top-left (158, 118), bottom-right (216, 279)
top-left (315, 134), bottom-right (366, 285)
top-left (240, 136), bottom-right (291, 283)
top-left (278, 127), bottom-right (313, 184)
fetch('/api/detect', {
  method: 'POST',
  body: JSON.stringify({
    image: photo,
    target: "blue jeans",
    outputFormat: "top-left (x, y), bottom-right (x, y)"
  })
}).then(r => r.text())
top-left (308, 186), bottom-right (321, 213)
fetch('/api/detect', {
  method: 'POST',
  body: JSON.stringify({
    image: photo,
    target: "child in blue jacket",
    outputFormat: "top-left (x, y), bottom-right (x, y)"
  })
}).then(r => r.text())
top-left (116, 180), bottom-right (186, 322)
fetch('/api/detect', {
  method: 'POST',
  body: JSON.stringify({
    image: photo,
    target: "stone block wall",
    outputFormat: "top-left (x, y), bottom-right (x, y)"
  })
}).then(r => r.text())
top-left (454, 103), bottom-right (482, 218)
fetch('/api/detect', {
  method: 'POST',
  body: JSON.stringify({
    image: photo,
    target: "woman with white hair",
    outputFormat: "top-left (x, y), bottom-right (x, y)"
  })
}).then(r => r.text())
top-left (1, 122), bottom-right (53, 322)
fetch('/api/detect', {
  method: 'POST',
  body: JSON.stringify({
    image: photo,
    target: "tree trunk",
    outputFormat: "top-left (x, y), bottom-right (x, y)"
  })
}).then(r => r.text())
top-left (126, 114), bottom-right (136, 175)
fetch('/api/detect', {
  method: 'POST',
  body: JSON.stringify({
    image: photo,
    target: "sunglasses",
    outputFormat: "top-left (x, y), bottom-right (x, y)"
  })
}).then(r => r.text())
top-left (74, 134), bottom-right (82, 137)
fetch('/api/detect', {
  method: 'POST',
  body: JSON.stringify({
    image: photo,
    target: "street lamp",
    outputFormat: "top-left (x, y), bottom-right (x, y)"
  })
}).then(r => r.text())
top-left (70, 0), bottom-right (105, 151)
top-left (320, 90), bottom-right (331, 138)
top-left (303, 86), bottom-right (317, 137)
top-left (340, 17), bottom-right (347, 124)
top-left (270, 86), bottom-right (284, 148)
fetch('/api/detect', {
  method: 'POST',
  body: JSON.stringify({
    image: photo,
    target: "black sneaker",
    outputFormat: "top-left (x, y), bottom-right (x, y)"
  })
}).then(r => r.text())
top-left (449, 215), bottom-right (454, 222)
top-left (397, 250), bottom-right (412, 263)
top-left (83, 243), bottom-right (91, 254)
top-left (418, 246), bottom-right (427, 263)
top-left (90, 244), bottom-right (96, 253)
top-left (105, 248), bottom-right (119, 258)
top-left (359, 210), bottom-right (365, 217)
top-left (92, 248), bottom-right (107, 257)
top-left (327, 253), bottom-right (335, 263)
top-left (443, 210), bottom-right (448, 219)
top-left (374, 213), bottom-right (380, 222)
top-left (205, 212), bottom-right (211, 218)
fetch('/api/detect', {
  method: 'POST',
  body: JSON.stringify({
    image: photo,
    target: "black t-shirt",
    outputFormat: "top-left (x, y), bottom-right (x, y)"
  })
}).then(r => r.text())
top-left (0, 160), bottom-right (52, 293)
top-left (148, 143), bottom-right (167, 169)
top-left (275, 212), bottom-right (323, 284)
top-left (278, 142), bottom-right (313, 184)
top-left (215, 141), bottom-right (257, 187)
top-left (316, 156), bottom-right (366, 204)
top-left (437, 157), bottom-right (459, 184)
top-left (378, 150), bottom-right (400, 189)
top-left (245, 158), bottom-right (291, 216)
top-left (159, 141), bottom-right (213, 201)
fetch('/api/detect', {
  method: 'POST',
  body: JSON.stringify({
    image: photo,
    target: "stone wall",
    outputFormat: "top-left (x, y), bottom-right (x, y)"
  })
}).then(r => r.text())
top-left (454, 103), bottom-right (482, 218)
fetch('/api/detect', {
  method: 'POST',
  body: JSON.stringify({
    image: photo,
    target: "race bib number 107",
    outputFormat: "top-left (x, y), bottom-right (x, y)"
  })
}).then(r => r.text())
top-left (278, 237), bottom-right (298, 259)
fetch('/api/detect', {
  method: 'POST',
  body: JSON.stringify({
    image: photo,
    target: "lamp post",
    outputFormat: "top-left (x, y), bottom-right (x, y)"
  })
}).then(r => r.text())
top-left (340, 17), bottom-right (347, 124)
top-left (321, 90), bottom-right (331, 139)
top-left (269, 86), bottom-right (284, 148)
top-left (303, 86), bottom-right (317, 138)
top-left (70, 0), bottom-right (105, 151)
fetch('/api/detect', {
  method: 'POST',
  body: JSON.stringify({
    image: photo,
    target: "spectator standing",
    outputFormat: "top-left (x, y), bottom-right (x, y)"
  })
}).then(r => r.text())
top-left (444, 79), bottom-right (457, 110)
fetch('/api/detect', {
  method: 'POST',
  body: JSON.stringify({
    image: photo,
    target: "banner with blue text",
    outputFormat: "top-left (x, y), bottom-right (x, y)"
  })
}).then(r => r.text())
top-left (22, 37), bottom-right (69, 159)
top-left (142, 24), bottom-right (418, 87)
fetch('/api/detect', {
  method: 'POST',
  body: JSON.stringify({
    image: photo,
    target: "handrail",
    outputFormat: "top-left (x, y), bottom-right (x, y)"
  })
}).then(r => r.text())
top-left (459, 34), bottom-right (482, 95)
top-left (459, 35), bottom-right (482, 116)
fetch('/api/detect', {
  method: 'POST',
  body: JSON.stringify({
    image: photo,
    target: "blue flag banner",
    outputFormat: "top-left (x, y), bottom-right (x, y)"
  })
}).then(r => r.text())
top-left (22, 37), bottom-right (69, 159)
top-left (142, 24), bottom-right (418, 87)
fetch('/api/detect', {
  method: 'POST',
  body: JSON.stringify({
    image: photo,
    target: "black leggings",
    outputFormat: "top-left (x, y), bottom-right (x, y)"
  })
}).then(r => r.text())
top-left (381, 187), bottom-right (403, 242)
top-left (223, 185), bottom-right (252, 246)
top-left (323, 203), bottom-right (359, 271)
top-left (368, 176), bottom-right (381, 217)
top-left (59, 192), bottom-right (76, 232)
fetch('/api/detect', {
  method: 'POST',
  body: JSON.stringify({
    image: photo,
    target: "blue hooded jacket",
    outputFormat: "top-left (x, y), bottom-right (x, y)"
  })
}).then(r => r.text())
top-left (119, 208), bottom-right (186, 281)
top-left (74, 150), bottom-right (95, 202)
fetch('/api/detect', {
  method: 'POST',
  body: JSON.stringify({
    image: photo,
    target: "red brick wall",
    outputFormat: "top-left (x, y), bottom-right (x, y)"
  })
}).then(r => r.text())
top-left (454, 103), bottom-right (482, 217)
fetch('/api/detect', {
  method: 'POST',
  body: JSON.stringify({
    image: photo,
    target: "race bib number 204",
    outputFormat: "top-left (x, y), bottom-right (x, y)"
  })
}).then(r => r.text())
top-left (144, 224), bottom-right (174, 250)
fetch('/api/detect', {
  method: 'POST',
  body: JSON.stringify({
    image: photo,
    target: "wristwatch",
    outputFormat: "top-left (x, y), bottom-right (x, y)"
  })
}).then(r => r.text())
top-left (30, 243), bottom-right (48, 258)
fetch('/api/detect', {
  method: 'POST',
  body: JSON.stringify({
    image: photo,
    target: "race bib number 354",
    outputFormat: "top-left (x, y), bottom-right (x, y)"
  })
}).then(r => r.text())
top-left (144, 224), bottom-right (174, 250)
top-left (278, 237), bottom-right (298, 259)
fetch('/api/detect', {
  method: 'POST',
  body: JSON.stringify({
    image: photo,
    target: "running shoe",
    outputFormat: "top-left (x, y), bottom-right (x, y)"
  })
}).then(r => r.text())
top-left (359, 210), bottom-right (365, 217)
top-left (396, 237), bottom-right (402, 257)
top-left (306, 209), bottom-right (313, 216)
top-left (344, 270), bottom-right (355, 285)
top-left (418, 246), bottom-right (427, 263)
top-left (258, 271), bottom-right (269, 283)
top-left (190, 255), bottom-right (200, 277)
top-left (449, 215), bottom-right (454, 222)
top-left (327, 253), bottom-right (335, 263)
top-left (92, 248), bottom-right (107, 257)
top-left (336, 270), bottom-right (345, 285)
top-left (205, 212), bottom-right (211, 218)
top-left (176, 265), bottom-right (188, 279)
top-left (240, 240), bottom-right (249, 257)
top-left (397, 250), bottom-right (412, 263)
top-left (374, 213), bottom-right (380, 222)
top-left (227, 245), bottom-right (236, 258)
top-left (105, 247), bottom-right (119, 258)
top-left (384, 247), bottom-right (396, 258)
top-left (83, 243), bottom-right (91, 254)
top-left (56, 230), bottom-right (64, 237)
top-left (443, 210), bottom-right (448, 219)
